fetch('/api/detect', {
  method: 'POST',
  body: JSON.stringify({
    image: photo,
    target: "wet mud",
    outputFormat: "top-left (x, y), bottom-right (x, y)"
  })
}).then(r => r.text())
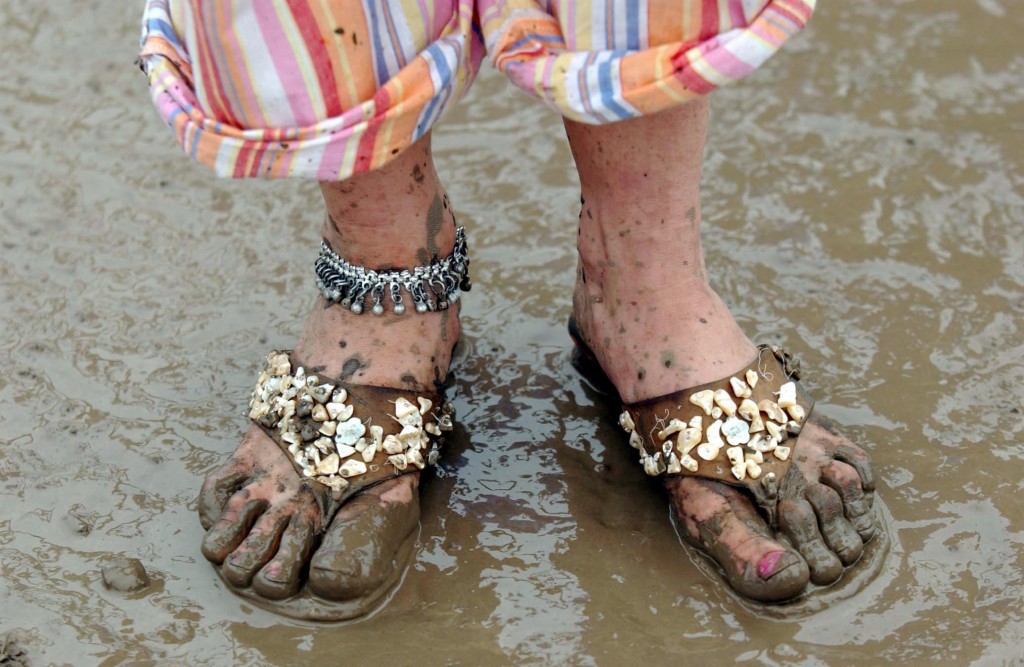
top-left (1, 0), bottom-right (1023, 664)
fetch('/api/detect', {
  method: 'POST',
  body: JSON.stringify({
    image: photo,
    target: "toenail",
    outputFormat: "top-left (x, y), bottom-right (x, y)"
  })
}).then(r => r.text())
top-left (757, 550), bottom-right (786, 579)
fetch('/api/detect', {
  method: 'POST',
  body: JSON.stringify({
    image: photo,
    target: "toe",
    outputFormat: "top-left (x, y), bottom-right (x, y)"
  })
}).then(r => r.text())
top-left (820, 460), bottom-right (876, 541)
top-left (671, 478), bottom-right (808, 602)
top-left (833, 442), bottom-right (876, 493)
top-left (200, 494), bottom-right (268, 564)
top-left (804, 483), bottom-right (863, 566)
top-left (308, 475), bottom-right (420, 601)
top-left (777, 497), bottom-right (843, 586)
top-left (221, 510), bottom-right (290, 588)
top-left (252, 509), bottom-right (318, 600)
top-left (198, 463), bottom-right (250, 530)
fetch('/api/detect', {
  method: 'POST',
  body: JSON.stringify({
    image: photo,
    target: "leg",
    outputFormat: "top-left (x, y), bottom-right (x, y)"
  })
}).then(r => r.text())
top-left (198, 134), bottom-right (460, 615)
top-left (566, 100), bottom-right (875, 598)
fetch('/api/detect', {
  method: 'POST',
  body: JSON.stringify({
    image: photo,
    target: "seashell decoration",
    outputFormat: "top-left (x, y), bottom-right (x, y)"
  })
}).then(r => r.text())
top-left (614, 347), bottom-right (809, 482)
top-left (248, 351), bottom-right (449, 491)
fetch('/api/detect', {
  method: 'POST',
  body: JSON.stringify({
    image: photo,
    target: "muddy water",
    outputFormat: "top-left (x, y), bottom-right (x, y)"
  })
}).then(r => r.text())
top-left (2, 1), bottom-right (1023, 664)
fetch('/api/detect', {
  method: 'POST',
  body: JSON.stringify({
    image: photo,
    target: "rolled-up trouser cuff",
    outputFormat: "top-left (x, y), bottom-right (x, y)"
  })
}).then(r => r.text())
top-left (140, 0), bottom-right (814, 181)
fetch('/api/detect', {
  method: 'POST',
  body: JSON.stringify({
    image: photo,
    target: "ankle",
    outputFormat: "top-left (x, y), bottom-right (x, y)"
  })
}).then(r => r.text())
top-left (318, 135), bottom-right (457, 268)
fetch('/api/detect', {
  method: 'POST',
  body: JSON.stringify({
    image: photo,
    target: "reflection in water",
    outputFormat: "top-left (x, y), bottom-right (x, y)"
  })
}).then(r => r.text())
top-left (1, 0), bottom-right (1023, 663)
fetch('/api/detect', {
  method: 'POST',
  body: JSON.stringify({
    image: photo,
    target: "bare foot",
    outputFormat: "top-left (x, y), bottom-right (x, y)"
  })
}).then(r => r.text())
top-left (196, 135), bottom-right (462, 618)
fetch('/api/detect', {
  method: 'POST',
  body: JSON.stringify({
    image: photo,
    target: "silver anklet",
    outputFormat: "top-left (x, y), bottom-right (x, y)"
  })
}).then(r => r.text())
top-left (315, 226), bottom-right (471, 315)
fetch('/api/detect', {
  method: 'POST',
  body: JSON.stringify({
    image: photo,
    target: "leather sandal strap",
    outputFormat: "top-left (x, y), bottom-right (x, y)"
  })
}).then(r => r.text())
top-left (619, 345), bottom-right (813, 525)
top-left (248, 351), bottom-right (452, 532)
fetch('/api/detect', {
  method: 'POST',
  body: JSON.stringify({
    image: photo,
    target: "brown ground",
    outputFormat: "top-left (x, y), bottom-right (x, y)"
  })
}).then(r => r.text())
top-left (1, 0), bottom-right (1022, 664)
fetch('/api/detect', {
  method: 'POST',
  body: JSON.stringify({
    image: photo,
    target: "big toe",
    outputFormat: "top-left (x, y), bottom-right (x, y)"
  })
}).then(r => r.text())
top-left (308, 475), bottom-right (421, 602)
top-left (671, 478), bottom-right (809, 602)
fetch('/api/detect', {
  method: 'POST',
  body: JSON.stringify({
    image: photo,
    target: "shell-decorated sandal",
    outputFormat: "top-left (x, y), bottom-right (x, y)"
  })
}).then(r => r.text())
top-left (249, 351), bottom-right (453, 533)
top-left (568, 317), bottom-right (811, 528)
top-left (618, 344), bottom-right (811, 527)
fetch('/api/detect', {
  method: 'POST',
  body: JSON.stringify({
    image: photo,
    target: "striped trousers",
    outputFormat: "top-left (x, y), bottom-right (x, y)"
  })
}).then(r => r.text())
top-left (140, 0), bottom-right (814, 180)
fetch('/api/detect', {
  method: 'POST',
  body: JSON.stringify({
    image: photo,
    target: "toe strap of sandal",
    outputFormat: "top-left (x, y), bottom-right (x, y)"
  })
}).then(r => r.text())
top-left (248, 351), bottom-right (453, 532)
top-left (618, 345), bottom-right (814, 526)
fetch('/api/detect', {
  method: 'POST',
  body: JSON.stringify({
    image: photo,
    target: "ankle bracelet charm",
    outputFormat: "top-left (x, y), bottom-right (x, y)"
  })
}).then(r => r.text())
top-left (315, 226), bottom-right (471, 315)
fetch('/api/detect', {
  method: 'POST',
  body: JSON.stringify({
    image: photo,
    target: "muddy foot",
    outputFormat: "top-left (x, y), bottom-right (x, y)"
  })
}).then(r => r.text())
top-left (572, 280), bottom-right (878, 600)
top-left (196, 135), bottom-right (462, 619)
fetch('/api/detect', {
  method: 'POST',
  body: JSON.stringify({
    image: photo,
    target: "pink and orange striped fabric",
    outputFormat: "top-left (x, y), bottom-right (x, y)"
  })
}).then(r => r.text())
top-left (140, 0), bottom-right (814, 180)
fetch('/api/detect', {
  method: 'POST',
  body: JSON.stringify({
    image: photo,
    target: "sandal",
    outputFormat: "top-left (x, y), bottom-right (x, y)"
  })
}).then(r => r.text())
top-left (209, 350), bottom-right (453, 619)
top-left (568, 316), bottom-right (893, 606)
top-left (569, 318), bottom-right (810, 526)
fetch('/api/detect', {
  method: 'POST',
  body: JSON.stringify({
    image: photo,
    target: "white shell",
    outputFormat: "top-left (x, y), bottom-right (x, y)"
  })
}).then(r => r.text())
top-left (320, 475), bottom-right (349, 493)
top-left (689, 390), bottom-right (715, 416)
top-left (747, 450), bottom-right (764, 465)
top-left (759, 400), bottom-right (787, 424)
top-left (774, 445), bottom-right (791, 461)
top-left (706, 419), bottom-right (724, 448)
top-left (370, 424), bottom-right (384, 446)
top-left (388, 454), bottom-right (408, 471)
top-left (335, 444), bottom-right (357, 458)
top-left (697, 442), bottom-right (720, 461)
top-left (425, 422), bottom-right (441, 436)
top-left (399, 412), bottom-right (423, 428)
top-left (316, 453), bottom-right (340, 476)
top-left (658, 419), bottom-right (685, 441)
top-left (711, 406), bottom-right (723, 420)
top-left (361, 443), bottom-right (378, 463)
top-left (394, 398), bottom-right (418, 419)
top-left (643, 454), bottom-right (666, 476)
top-left (765, 420), bottom-right (782, 439)
top-left (745, 369), bottom-right (759, 389)
top-left (681, 454), bottom-right (699, 472)
top-left (666, 452), bottom-right (682, 474)
top-left (326, 402), bottom-right (353, 422)
top-left (269, 354), bottom-right (291, 376)
top-left (731, 463), bottom-right (747, 481)
top-left (787, 404), bottom-right (806, 424)
top-left (749, 414), bottom-right (765, 433)
top-left (713, 390), bottom-right (737, 417)
top-left (726, 446), bottom-right (744, 467)
top-left (311, 404), bottom-right (329, 422)
top-left (688, 415), bottom-right (703, 430)
top-left (730, 377), bottom-right (752, 399)
top-left (738, 398), bottom-right (759, 421)
top-left (629, 431), bottom-right (644, 450)
top-left (313, 437), bottom-right (333, 453)
top-left (332, 388), bottom-right (348, 404)
top-left (335, 418), bottom-right (366, 445)
top-left (383, 434), bottom-right (404, 455)
top-left (678, 427), bottom-right (701, 454)
top-left (417, 397), bottom-right (433, 415)
top-left (619, 411), bottom-right (636, 432)
top-left (748, 433), bottom-right (766, 452)
top-left (427, 449), bottom-right (440, 466)
top-left (721, 417), bottom-right (751, 446)
top-left (338, 459), bottom-right (368, 477)
top-left (397, 424), bottom-right (422, 442)
top-left (745, 460), bottom-right (762, 479)
top-left (318, 421), bottom-right (337, 437)
top-left (777, 382), bottom-right (797, 409)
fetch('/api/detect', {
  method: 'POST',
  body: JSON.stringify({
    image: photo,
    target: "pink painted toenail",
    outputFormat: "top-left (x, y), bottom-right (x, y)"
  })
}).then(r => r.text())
top-left (758, 551), bottom-right (785, 579)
